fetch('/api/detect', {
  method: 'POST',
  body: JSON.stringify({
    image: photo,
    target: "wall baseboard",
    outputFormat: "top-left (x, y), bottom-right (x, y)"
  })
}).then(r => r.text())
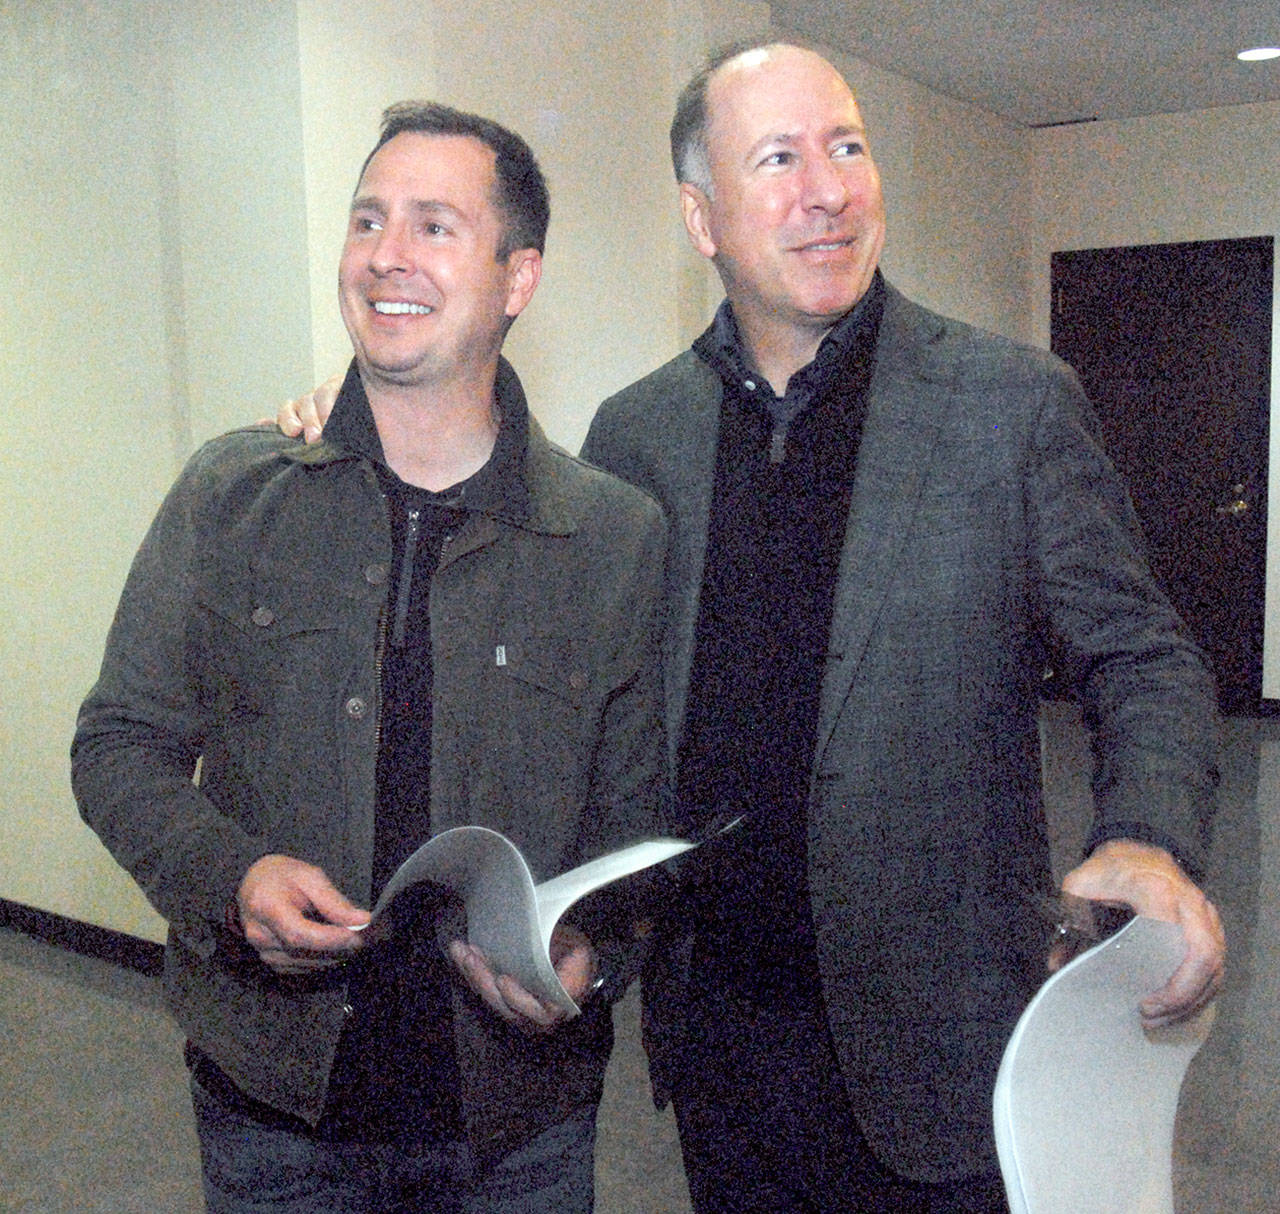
top-left (0, 898), bottom-right (163, 977)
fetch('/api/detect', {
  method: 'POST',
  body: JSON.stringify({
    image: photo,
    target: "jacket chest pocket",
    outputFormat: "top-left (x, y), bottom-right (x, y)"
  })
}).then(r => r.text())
top-left (434, 634), bottom-right (600, 839)
top-left (194, 576), bottom-right (361, 714)
top-left (459, 637), bottom-right (591, 740)
top-left (189, 558), bottom-right (386, 787)
top-left (492, 639), bottom-right (589, 702)
top-left (190, 571), bottom-right (377, 843)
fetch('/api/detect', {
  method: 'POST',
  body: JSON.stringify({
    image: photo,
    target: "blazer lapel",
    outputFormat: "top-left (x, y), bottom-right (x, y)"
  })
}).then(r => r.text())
top-left (816, 289), bottom-right (954, 755)
top-left (661, 355), bottom-right (722, 774)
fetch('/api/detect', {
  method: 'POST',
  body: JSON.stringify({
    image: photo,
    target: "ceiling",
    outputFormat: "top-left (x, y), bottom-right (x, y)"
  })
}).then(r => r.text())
top-left (771, 0), bottom-right (1280, 127)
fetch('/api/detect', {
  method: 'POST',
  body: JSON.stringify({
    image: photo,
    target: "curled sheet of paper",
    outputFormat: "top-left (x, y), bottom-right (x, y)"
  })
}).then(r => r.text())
top-left (355, 826), bottom-right (698, 1015)
top-left (994, 916), bottom-right (1214, 1214)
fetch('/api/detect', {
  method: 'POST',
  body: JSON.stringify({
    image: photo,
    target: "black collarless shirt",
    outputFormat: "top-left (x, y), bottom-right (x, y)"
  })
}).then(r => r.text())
top-left (677, 275), bottom-right (885, 1003)
top-left (193, 365), bottom-right (531, 1144)
top-left (322, 366), bottom-right (529, 1142)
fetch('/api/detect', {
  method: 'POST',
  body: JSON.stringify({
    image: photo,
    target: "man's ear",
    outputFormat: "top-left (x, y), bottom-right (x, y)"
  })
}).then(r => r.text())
top-left (503, 248), bottom-right (542, 320)
top-left (679, 183), bottom-right (718, 260)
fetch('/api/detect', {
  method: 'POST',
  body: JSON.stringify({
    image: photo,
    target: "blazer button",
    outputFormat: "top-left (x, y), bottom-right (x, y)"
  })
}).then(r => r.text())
top-left (364, 563), bottom-right (388, 586)
top-left (251, 606), bottom-right (275, 628)
top-left (344, 696), bottom-right (368, 719)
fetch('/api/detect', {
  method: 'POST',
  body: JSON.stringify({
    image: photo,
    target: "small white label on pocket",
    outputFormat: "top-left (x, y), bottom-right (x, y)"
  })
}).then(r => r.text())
top-left (495, 645), bottom-right (507, 666)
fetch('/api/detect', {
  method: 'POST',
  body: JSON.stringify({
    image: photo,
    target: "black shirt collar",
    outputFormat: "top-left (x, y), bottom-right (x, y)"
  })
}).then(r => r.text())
top-left (323, 358), bottom-right (530, 520)
top-left (694, 270), bottom-right (886, 417)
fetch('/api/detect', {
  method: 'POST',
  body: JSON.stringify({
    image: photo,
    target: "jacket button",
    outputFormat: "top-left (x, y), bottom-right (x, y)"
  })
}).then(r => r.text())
top-left (569, 671), bottom-right (588, 692)
top-left (341, 1002), bottom-right (354, 1017)
top-left (344, 697), bottom-right (367, 719)
top-left (364, 563), bottom-right (387, 586)
top-left (251, 607), bottom-right (275, 628)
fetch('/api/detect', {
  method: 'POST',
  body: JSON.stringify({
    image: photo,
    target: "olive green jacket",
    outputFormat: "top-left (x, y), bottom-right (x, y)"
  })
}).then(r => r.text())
top-left (72, 360), bottom-right (668, 1159)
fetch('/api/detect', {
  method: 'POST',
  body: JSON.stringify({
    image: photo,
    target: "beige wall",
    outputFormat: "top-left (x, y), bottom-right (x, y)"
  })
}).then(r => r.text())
top-left (1, 0), bottom-right (312, 939)
top-left (2, 0), bottom-right (776, 939)
top-left (1029, 103), bottom-right (1280, 694)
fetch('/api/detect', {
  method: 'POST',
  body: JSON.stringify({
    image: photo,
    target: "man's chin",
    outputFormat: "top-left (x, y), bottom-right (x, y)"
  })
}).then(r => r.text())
top-left (787, 297), bottom-right (866, 332)
top-left (355, 357), bottom-right (435, 392)
top-left (797, 280), bottom-right (874, 325)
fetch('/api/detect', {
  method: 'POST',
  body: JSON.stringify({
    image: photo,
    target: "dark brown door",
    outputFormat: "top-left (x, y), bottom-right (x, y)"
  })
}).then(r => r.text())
top-left (1050, 236), bottom-right (1274, 715)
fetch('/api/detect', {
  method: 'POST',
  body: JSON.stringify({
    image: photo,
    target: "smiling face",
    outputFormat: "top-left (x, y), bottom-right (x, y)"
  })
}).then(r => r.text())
top-left (338, 131), bottom-right (540, 396)
top-left (681, 46), bottom-right (886, 359)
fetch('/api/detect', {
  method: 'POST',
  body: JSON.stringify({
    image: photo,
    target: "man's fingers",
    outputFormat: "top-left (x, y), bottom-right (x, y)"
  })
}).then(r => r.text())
top-left (240, 918), bottom-right (348, 974)
top-left (275, 398), bottom-right (307, 437)
top-left (1140, 899), bottom-right (1225, 1026)
top-left (448, 941), bottom-right (567, 1034)
top-left (1060, 839), bottom-right (1225, 1025)
top-left (276, 375), bottom-right (340, 443)
top-left (293, 870), bottom-right (370, 932)
top-left (448, 941), bottom-right (507, 1009)
top-left (237, 854), bottom-right (370, 969)
top-left (1141, 963), bottom-right (1221, 1027)
top-left (494, 974), bottom-right (566, 1030)
top-left (548, 922), bottom-right (598, 1003)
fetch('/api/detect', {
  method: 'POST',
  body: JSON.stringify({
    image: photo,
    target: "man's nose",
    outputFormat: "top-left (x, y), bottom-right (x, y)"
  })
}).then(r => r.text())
top-left (800, 156), bottom-right (849, 213)
top-left (370, 221), bottom-right (411, 274)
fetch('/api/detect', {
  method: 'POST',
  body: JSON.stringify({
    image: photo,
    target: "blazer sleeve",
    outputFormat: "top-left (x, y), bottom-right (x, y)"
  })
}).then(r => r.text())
top-left (1027, 357), bottom-right (1219, 878)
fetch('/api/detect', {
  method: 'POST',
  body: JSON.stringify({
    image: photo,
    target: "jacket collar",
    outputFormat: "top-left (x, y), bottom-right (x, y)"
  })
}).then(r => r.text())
top-left (285, 358), bottom-right (576, 536)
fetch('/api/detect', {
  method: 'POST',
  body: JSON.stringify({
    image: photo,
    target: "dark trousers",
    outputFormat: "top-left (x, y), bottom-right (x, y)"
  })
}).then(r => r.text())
top-left (190, 1069), bottom-right (596, 1214)
top-left (670, 986), bottom-right (1009, 1214)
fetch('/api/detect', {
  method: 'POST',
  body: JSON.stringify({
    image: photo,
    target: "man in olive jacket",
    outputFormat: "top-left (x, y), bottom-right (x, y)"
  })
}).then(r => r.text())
top-left (72, 103), bottom-right (666, 1213)
top-left (579, 43), bottom-right (1224, 1214)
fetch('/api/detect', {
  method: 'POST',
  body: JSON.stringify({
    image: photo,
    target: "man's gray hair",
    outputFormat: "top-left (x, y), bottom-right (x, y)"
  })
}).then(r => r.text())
top-left (669, 39), bottom-right (816, 196)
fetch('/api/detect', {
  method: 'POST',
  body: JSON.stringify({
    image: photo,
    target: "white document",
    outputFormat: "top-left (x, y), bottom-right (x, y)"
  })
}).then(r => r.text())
top-left (362, 826), bottom-right (697, 1016)
top-left (993, 916), bottom-right (1214, 1214)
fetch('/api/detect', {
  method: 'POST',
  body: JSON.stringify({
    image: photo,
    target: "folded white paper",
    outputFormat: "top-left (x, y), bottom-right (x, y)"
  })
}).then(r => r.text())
top-left (994, 916), bottom-right (1214, 1214)
top-left (360, 826), bottom-right (696, 1016)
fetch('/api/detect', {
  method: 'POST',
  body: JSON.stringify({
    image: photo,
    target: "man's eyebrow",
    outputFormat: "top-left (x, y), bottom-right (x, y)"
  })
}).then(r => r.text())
top-left (744, 123), bottom-right (867, 162)
top-left (349, 196), bottom-right (466, 223)
top-left (742, 131), bottom-right (797, 162)
top-left (831, 124), bottom-right (869, 148)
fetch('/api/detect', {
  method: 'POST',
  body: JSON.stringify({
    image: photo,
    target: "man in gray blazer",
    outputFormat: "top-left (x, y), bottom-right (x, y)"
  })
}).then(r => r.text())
top-left (578, 41), bottom-right (1224, 1214)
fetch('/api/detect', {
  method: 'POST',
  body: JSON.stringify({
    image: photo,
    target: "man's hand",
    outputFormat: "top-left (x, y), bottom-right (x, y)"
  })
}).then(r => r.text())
top-left (235, 854), bottom-right (370, 974)
top-left (277, 375), bottom-right (342, 444)
top-left (1060, 838), bottom-right (1225, 1028)
top-left (448, 922), bottom-right (599, 1034)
